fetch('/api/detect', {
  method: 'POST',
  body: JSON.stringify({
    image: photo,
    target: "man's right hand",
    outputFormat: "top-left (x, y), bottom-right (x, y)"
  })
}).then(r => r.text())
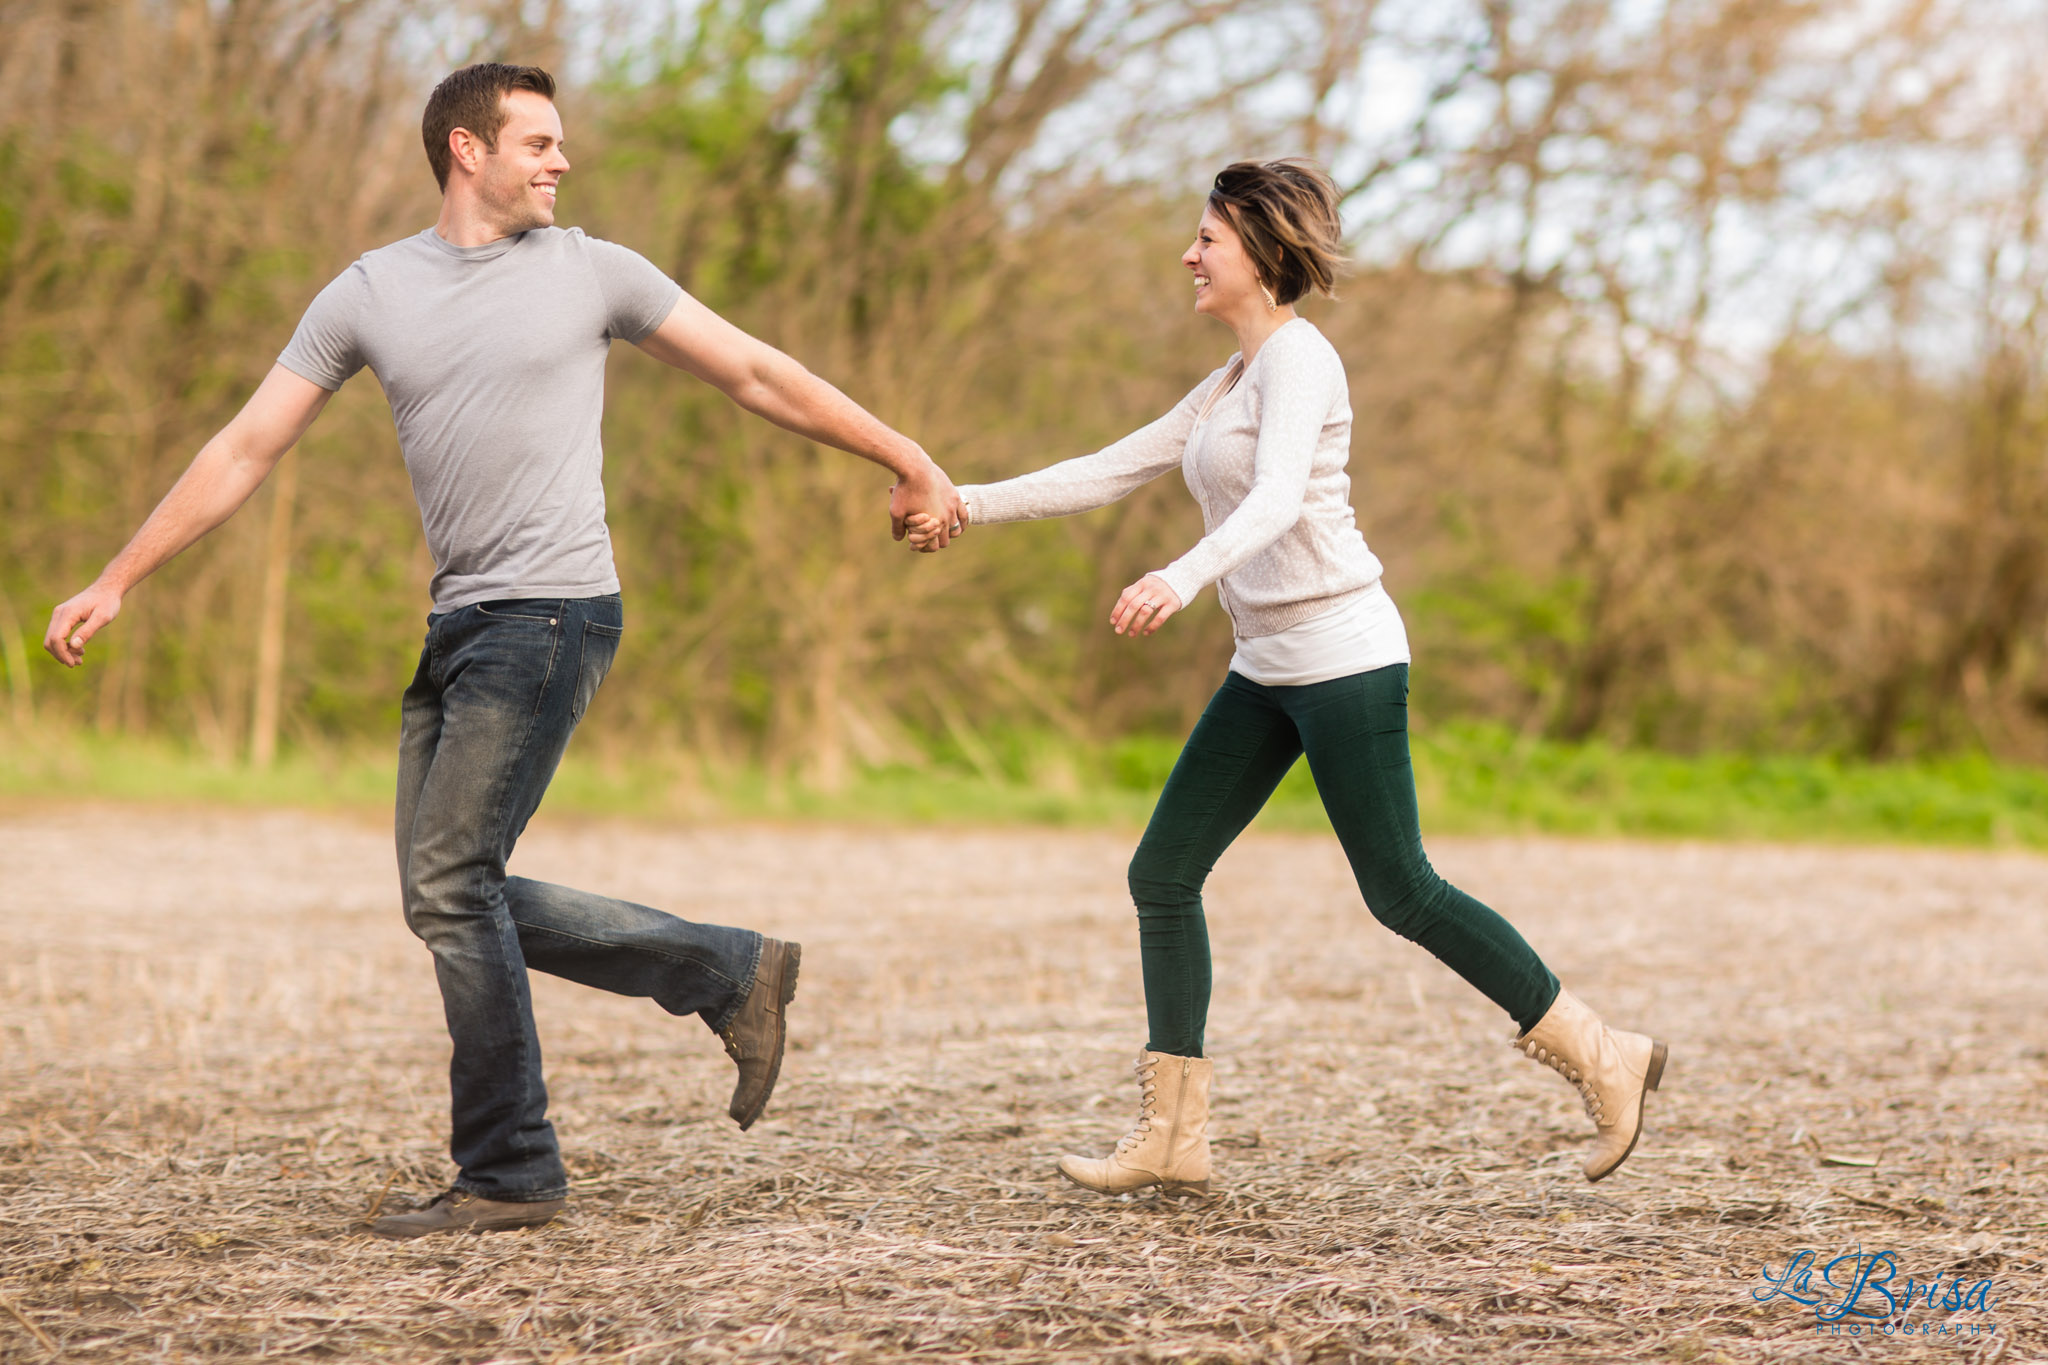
top-left (45, 583), bottom-right (124, 667)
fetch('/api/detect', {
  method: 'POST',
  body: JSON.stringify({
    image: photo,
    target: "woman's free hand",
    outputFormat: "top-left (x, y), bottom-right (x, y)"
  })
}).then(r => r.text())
top-left (1110, 573), bottom-right (1183, 637)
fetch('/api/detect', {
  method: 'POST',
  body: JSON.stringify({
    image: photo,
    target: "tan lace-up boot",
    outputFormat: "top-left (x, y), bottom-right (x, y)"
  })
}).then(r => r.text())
top-left (1513, 987), bottom-right (1668, 1182)
top-left (1056, 1050), bottom-right (1212, 1198)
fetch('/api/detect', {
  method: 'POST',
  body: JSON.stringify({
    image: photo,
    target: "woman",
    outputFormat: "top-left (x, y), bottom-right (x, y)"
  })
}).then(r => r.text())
top-left (910, 159), bottom-right (1665, 1193)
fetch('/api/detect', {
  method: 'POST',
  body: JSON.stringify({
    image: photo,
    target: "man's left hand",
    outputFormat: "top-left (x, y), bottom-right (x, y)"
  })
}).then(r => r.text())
top-left (890, 460), bottom-right (967, 552)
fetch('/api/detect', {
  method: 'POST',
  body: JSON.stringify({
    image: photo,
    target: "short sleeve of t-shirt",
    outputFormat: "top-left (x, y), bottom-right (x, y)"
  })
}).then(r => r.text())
top-left (583, 235), bottom-right (683, 343)
top-left (277, 264), bottom-right (369, 391)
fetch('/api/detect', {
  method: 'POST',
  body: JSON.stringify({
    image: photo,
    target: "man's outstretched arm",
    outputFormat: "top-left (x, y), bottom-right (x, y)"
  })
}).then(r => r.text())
top-left (45, 364), bottom-right (333, 666)
top-left (633, 292), bottom-right (968, 548)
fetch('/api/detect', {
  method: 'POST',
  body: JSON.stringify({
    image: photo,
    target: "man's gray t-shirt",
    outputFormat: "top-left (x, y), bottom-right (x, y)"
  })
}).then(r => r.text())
top-left (278, 226), bottom-right (681, 612)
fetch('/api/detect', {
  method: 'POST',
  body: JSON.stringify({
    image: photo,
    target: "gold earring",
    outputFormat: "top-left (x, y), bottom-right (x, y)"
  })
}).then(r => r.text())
top-left (1260, 282), bottom-right (1277, 312)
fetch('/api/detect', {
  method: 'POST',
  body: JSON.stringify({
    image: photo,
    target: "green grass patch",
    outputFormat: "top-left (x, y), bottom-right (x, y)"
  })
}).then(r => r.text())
top-left (0, 729), bottom-right (401, 810)
top-left (1405, 722), bottom-right (2048, 845)
top-left (5, 722), bottom-right (2047, 847)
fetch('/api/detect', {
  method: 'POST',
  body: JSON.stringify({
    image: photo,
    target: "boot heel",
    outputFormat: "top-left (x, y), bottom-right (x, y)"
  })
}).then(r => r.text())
top-left (1162, 1180), bottom-right (1210, 1200)
top-left (1645, 1040), bottom-right (1668, 1092)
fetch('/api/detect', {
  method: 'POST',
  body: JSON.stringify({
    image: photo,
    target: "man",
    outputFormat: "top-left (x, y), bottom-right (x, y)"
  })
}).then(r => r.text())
top-left (45, 63), bottom-right (967, 1239)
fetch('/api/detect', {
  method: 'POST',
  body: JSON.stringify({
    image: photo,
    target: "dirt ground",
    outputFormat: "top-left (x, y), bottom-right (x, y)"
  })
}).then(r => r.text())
top-left (0, 805), bottom-right (2040, 1363)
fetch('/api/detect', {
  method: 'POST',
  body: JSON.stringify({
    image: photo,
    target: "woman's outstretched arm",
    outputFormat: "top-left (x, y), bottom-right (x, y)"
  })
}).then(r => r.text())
top-left (952, 368), bottom-right (1228, 528)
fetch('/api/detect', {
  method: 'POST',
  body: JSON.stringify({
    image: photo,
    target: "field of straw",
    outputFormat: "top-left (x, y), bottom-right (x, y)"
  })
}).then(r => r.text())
top-left (1, 803), bottom-right (2041, 1363)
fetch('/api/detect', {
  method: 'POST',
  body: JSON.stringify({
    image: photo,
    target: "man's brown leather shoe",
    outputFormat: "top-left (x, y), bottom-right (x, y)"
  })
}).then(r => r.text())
top-left (721, 937), bottom-right (801, 1130)
top-left (369, 1188), bottom-right (564, 1239)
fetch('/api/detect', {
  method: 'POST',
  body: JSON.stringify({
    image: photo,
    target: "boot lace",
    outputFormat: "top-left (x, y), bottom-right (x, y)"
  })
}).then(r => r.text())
top-left (1514, 1038), bottom-right (1607, 1123)
top-left (1114, 1057), bottom-right (1162, 1155)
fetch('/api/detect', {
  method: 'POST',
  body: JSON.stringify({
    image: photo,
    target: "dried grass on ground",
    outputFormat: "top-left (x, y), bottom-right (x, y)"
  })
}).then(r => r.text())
top-left (0, 806), bottom-right (2041, 1362)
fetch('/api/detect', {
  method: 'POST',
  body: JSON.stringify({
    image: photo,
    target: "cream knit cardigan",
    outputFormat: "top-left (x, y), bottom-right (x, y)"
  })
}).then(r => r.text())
top-left (960, 318), bottom-right (1385, 639)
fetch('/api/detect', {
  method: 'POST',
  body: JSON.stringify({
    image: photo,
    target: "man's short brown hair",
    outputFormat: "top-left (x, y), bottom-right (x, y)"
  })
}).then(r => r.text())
top-left (422, 63), bottom-right (557, 191)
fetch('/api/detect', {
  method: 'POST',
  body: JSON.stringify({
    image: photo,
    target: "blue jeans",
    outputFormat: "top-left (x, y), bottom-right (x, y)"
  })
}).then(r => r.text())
top-left (396, 594), bottom-right (762, 1201)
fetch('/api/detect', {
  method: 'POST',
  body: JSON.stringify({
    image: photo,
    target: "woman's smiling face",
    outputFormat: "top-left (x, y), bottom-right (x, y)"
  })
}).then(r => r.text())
top-left (1183, 206), bottom-right (1260, 318)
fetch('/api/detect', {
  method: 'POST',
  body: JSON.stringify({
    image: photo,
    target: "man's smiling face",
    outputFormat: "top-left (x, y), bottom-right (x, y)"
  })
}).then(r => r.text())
top-left (473, 89), bottom-right (569, 236)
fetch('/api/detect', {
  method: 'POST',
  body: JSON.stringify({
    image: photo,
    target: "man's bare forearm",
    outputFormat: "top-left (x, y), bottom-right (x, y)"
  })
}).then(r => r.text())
top-left (737, 358), bottom-right (966, 546)
top-left (46, 365), bottom-right (331, 666)
top-left (93, 366), bottom-right (330, 591)
top-left (631, 298), bottom-right (962, 545)
top-left (94, 436), bottom-right (279, 592)
top-left (731, 353), bottom-right (932, 478)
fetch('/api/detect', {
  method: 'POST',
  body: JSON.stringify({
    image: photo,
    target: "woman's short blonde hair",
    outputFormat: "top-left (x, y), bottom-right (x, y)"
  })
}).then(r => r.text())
top-left (1207, 159), bottom-right (1345, 306)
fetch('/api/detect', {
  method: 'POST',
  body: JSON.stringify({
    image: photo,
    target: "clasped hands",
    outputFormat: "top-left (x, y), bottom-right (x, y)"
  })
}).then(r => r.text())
top-left (889, 461), bottom-right (967, 553)
top-left (902, 508), bottom-right (1183, 638)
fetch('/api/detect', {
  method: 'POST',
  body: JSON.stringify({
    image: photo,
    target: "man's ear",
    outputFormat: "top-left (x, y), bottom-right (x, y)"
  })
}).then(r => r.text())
top-left (447, 126), bottom-right (485, 179)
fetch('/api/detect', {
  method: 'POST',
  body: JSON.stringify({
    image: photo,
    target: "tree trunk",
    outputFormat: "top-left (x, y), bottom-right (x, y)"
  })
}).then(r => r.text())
top-left (0, 587), bottom-right (32, 730)
top-left (249, 451), bottom-right (298, 768)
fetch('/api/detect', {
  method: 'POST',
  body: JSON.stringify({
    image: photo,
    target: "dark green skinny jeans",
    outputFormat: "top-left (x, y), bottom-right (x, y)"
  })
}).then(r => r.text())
top-left (1129, 664), bottom-right (1560, 1056)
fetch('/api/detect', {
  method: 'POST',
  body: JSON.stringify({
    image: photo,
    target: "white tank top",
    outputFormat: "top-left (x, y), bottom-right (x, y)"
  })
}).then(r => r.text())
top-left (1228, 580), bottom-right (1411, 687)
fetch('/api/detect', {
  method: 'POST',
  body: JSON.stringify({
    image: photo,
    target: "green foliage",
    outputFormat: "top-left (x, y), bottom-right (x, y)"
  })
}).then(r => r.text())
top-left (12, 722), bottom-right (2048, 850)
top-left (1402, 723), bottom-right (2048, 844)
top-left (12, 0), bottom-right (2048, 788)
top-left (1402, 569), bottom-right (1588, 722)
